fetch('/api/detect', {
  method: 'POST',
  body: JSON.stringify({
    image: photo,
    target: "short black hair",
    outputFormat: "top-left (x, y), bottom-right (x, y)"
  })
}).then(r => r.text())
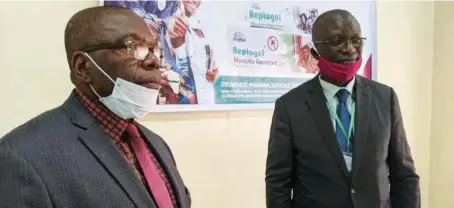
top-left (64, 6), bottom-right (132, 70)
top-left (311, 9), bottom-right (360, 41)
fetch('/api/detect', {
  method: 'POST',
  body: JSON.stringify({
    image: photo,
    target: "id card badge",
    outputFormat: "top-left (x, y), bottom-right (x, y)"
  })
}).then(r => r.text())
top-left (343, 153), bottom-right (352, 172)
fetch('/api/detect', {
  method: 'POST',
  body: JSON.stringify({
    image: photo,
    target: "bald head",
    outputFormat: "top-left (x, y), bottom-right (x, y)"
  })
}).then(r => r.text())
top-left (64, 6), bottom-right (145, 69)
top-left (309, 9), bottom-right (363, 64)
top-left (312, 9), bottom-right (361, 42)
top-left (66, 5), bottom-right (161, 102)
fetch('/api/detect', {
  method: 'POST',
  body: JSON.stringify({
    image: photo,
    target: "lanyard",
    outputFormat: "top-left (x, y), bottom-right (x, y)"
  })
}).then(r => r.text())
top-left (326, 101), bottom-right (355, 153)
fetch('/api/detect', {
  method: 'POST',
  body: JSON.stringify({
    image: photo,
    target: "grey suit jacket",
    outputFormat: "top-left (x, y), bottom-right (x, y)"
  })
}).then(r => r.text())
top-left (265, 76), bottom-right (420, 208)
top-left (0, 91), bottom-right (191, 208)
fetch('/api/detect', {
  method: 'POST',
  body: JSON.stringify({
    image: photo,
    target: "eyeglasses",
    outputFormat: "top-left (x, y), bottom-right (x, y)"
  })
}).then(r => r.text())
top-left (314, 37), bottom-right (366, 48)
top-left (82, 40), bottom-right (162, 61)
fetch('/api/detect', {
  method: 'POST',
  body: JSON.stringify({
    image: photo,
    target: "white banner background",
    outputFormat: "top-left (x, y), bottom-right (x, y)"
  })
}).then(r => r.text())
top-left (100, 0), bottom-right (377, 113)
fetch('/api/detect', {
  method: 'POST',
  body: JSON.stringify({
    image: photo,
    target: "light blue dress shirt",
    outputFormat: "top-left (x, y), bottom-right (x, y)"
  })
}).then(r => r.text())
top-left (319, 76), bottom-right (356, 131)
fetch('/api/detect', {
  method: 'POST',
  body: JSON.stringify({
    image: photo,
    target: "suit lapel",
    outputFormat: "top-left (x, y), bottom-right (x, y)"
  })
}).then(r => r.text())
top-left (350, 76), bottom-right (371, 182)
top-left (137, 124), bottom-right (189, 208)
top-left (62, 91), bottom-right (156, 208)
top-left (78, 124), bottom-right (156, 208)
top-left (305, 77), bottom-right (349, 178)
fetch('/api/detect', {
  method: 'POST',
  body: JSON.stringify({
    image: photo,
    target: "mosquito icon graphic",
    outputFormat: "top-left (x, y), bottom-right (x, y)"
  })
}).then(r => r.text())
top-left (267, 36), bottom-right (279, 51)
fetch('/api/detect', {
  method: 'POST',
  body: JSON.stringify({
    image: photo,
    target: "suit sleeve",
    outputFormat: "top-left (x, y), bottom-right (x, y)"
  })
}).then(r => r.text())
top-left (265, 98), bottom-right (293, 208)
top-left (388, 88), bottom-right (421, 208)
top-left (0, 146), bottom-right (52, 208)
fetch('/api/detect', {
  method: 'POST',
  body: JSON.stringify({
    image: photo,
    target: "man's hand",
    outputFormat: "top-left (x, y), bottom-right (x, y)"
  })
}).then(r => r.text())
top-left (206, 68), bottom-right (219, 83)
top-left (158, 84), bottom-right (179, 104)
top-left (167, 5), bottom-right (189, 49)
top-left (158, 70), bottom-right (179, 104)
top-left (167, 15), bottom-right (189, 38)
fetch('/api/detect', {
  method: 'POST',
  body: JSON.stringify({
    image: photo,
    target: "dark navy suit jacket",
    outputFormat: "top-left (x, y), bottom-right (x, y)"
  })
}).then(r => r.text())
top-left (266, 76), bottom-right (420, 208)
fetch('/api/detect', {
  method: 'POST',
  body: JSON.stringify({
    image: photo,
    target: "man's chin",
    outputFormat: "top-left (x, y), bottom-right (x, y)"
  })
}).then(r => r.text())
top-left (185, 5), bottom-right (197, 16)
top-left (140, 83), bottom-right (161, 90)
top-left (185, 11), bottom-right (195, 17)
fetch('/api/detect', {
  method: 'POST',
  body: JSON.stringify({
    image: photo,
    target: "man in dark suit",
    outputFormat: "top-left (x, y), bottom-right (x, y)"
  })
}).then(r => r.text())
top-left (265, 9), bottom-right (420, 208)
top-left (0, 6), bottom-right (190, 208)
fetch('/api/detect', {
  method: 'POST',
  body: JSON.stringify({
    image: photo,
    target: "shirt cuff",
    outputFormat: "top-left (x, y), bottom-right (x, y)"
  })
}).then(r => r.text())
top-left (174, 43), bottom-right (187, 58)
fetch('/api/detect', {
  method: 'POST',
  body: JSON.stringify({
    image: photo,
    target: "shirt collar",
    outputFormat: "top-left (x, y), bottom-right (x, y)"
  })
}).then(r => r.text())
top-left (74, 89), bottom-right (128, 141)
top-left (319, 76), bottom-right (355, 100)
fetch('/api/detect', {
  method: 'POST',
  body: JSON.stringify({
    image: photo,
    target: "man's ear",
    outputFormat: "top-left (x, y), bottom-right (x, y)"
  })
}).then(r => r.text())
top-left (71, 51), bottom-right (92, 84)
top-left (310, 48), bottom-right (320, 60)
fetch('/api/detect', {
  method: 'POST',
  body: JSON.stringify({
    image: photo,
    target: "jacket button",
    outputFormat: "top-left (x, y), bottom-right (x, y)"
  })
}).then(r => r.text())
top-left (351, 189), bottom-right (356, 194)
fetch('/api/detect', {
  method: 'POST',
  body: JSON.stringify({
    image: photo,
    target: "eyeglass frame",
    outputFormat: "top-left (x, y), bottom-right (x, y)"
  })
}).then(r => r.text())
top-left (313, 37), bottom-right (366, 49)
top-left (80, 40), bottom-right (162, 62)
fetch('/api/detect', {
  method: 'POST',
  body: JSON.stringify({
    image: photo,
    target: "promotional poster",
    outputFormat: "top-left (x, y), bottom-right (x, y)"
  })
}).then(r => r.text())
top-left (101, 0), bottom-right (377, 112)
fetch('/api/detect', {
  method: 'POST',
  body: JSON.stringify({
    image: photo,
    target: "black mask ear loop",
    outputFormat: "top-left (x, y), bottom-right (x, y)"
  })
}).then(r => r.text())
top-left (310, 48), bottom-right (319, 56)
top-left (308, 42), bottom-right (320, 59)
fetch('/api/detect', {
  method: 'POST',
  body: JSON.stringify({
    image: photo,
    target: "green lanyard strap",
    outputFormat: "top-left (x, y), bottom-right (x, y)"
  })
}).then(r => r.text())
top-left (326, 102), bottom-right (355, 153)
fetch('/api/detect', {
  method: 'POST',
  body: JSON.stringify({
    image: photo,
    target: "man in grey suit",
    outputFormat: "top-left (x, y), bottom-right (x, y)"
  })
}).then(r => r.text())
top-left (265, 10), bottom-right (420, 208)
top-left (0, 6), bottom-right (190, 208)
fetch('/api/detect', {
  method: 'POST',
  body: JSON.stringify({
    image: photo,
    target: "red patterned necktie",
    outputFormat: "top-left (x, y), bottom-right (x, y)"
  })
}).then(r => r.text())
top-left (126, 123), bottom-right (174, 208)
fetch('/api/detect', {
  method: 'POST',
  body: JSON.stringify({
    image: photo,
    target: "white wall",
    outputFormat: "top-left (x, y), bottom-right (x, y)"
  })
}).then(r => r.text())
top-left (376, 2), bottom-right (433, 207)
top-left (430, 2), bottom-right (454, 208)
top-left (0, 1), bottom-right (451, 208)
